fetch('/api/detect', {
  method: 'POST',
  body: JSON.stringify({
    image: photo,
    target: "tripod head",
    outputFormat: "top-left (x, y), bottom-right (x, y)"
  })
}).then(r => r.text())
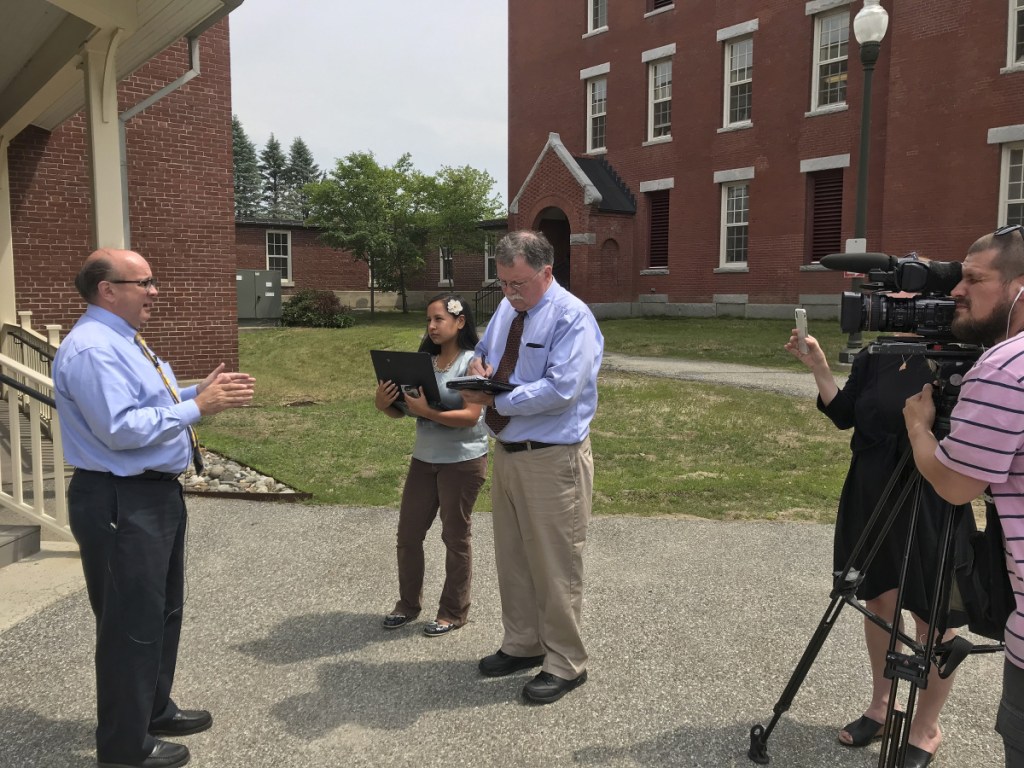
top-left (866, 338), bottom-right (983, 439)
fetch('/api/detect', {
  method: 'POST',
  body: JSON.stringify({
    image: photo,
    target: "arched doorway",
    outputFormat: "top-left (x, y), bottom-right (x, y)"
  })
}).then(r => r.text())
top-left (535, 207), bottom-right (571, 292)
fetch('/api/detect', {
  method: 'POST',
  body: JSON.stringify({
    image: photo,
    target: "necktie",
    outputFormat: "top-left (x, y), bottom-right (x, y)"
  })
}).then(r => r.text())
top-left (135, 333), bottom-right (204, 475)
top-left (484, 311), bottom-right (526, 435)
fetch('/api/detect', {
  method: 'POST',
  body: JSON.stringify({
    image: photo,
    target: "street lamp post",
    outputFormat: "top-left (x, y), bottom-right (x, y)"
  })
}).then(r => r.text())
top-left (839, 0), bottom-right (890, 364)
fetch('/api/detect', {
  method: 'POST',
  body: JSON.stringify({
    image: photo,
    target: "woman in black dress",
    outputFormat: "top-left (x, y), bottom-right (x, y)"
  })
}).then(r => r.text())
top-left (786, 329), bottom-right (975, 768)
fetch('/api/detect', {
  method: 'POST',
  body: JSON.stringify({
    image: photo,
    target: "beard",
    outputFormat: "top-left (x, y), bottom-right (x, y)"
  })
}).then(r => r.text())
top-left (951, 298), bottom-right (1013, 345)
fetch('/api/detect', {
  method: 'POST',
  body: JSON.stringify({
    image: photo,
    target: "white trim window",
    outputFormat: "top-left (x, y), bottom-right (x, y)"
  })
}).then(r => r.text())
top-left (811, 10), bottom-right (849, 111)
top-left (588, 0), bottom-right (607, 34)
top-left (266, 230), bottom-right (291, 283)
top-left (484, 234), bottom-right (499, 283)
top-left (587, 77), bottom-right (607, 152)
top-left (439, 246), bottom-right (454, 286)
top-left (1011, 0), bottom-right (1024, 68)
top-left (724, 37), bottom-right (753, 126)
top-left (648, 59), bottom-right (672, 140)
top-left (721, 183), bottom-right (750, 265)
top-left (1002, 143), bottom-right (1024, 226)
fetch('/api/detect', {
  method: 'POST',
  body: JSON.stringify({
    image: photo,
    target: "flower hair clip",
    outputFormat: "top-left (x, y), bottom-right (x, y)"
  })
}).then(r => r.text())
top-left (447, 298), bottom-right (463, 316)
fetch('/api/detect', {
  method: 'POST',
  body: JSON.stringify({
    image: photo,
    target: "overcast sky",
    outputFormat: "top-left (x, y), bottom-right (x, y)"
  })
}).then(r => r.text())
top-left (229, 1), bottom-right (509, 204)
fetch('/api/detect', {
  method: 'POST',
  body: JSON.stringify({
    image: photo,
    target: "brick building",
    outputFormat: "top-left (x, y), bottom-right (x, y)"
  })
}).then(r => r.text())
top-left (4, 4), bottom-right (242, 378)
top-left (507, 0), bottom-right (1024, 318)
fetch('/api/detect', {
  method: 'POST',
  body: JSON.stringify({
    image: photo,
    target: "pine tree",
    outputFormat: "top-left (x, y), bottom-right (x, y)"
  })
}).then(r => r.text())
top-left (259, 133), bottom-right (289, 218)
top-left (283, 137), bottom-right (321, 220)
top-left (232, 116), bottom-right (262, 218)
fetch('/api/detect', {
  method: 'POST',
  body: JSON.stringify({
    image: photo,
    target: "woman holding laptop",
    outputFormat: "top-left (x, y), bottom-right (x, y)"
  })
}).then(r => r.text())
top-left (373, 292), bottom-right (488, 636)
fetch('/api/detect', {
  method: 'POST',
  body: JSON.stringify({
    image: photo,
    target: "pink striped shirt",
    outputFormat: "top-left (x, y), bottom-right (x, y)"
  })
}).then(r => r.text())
top-left (936, 336), bottom-right (1024, 667)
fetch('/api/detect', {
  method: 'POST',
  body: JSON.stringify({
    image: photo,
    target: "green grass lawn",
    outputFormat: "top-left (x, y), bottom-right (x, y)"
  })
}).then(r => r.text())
top-left (199, 314), bottom-right (853, 522)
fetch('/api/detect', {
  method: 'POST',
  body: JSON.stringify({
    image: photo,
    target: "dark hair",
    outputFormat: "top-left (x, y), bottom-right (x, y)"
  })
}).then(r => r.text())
top-left (969, 230), bottom-right (1024, 283)
top-left (495, 230), bottom-right (554, 270)
top-left (418, 292), bottom-right (479, 354)
top-left (74, 257), bottom-right (114, 302)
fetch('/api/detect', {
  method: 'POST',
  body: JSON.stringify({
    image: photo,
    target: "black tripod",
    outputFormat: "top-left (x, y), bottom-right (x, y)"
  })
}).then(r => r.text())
top-left (747, 444), bottom-right (1003, 766)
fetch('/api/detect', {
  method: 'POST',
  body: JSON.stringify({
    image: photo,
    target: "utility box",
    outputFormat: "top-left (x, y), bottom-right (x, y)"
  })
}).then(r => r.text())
top-left (236, 270), bottom-right (282, 323)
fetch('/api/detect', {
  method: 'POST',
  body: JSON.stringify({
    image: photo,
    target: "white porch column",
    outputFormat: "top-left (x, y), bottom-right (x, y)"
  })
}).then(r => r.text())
top-left (0, 135), bottom-right (15, 325)
top-left (81, 29), bottom-right (126, 250)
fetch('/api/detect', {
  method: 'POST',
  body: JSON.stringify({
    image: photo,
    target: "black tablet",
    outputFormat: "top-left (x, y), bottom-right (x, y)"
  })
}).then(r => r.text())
top-left (446, 375), bottom-right (516, 394)
top-left (370, 350), bottom-right (443, 406)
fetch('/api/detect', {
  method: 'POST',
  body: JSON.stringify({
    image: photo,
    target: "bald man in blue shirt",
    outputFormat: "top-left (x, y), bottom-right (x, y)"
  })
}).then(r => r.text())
top-left (53, 248), bottom-right (254, 768)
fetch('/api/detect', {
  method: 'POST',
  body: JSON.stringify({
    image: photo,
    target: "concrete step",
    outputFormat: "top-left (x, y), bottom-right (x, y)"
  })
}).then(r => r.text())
top-left (0, 524), bottom-right (41, 568)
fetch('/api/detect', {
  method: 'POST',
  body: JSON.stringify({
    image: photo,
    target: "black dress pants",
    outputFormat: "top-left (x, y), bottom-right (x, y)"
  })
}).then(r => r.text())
top-left (69, 470), bottom-right (187, 764)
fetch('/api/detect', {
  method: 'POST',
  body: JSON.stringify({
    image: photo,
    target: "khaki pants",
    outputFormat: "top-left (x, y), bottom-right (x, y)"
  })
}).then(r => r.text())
top-left (491, 438), bottom-right (593, 679)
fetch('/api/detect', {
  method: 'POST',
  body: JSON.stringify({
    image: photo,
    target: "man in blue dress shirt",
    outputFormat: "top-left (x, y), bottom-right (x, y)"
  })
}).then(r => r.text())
top-left (53, 248), bottom-right (254, 768)
top-left (462, 230), bottom-right (603, 704)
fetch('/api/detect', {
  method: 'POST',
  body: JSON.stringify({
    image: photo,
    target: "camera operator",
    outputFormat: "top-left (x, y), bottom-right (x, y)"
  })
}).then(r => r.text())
top-left (787, 320), bottom-right (972, 768)
top-left (903, 225), bottom-right (1024, 767)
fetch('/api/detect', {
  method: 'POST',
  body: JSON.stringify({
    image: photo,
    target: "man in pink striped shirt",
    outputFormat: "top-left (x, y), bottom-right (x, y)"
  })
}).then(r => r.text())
top-left (904, 225), bottom-right (1024, 767)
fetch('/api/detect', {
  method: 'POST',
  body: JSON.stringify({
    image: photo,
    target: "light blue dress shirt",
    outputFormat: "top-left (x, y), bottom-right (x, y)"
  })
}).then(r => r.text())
top-left (475, 279), bottom-right (603, 444)
top-left (53, 305), bottom-right (201, 475)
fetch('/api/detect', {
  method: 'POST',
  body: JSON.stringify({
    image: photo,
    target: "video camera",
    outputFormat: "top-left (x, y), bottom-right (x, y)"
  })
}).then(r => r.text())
top-left (820, 252), bottom-right (961, 340)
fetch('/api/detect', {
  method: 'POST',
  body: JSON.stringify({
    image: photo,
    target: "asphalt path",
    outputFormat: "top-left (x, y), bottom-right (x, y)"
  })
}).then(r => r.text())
top-left (0, 355), bottom-right (1004, 768)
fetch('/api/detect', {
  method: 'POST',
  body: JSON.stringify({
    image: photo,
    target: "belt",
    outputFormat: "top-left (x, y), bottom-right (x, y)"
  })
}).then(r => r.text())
top-left (76, 468), bottom-right (181, 481)
top-left (498, 440), bottom-right (561, 453)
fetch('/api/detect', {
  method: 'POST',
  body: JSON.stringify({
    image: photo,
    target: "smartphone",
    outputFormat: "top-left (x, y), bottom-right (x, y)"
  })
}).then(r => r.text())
top-left (795, 308), bottom-right (809, 354)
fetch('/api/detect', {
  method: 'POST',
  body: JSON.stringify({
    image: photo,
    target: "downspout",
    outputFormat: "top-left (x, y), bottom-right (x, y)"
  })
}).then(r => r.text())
top-left (118, 0), bottom-right (244, 248)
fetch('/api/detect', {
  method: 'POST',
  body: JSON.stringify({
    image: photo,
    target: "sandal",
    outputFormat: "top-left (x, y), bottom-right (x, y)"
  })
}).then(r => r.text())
top-left (382, 613), bottom-right (412, 630)
top-left (423, 620), bottom-right (460, 637)
top-left (838, 715), bottom-right (884, 747)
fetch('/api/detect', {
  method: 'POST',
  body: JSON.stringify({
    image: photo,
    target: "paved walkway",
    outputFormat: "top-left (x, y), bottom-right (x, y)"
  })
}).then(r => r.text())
top-left (0, 356), bottom-right (1004, 768)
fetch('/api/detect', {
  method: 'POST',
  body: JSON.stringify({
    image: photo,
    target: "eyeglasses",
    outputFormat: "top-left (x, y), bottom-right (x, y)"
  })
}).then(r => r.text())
top-left (107, 277), bottom-right (159, 289)
top-left (496, 269), bottom-right (543, 291)
top-left (995, 224), bottom-right (1024, 240)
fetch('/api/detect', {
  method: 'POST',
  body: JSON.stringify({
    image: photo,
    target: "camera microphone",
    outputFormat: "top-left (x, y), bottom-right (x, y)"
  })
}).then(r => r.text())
top-left (819, 252), bottom-right (894, 272)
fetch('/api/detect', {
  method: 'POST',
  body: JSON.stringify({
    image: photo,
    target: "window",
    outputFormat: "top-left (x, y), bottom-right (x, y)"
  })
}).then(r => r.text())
top-left (588, 0), bottom-right (607, 33)
top-left (439, 246), bottom-right (454, 285)
top-left (806, 169), bottom-right (844, 263)
top-left (266, 230), bottom-right (291, 282)
top-left (722, 183), bottom-right (749, 265)
top-left (1004, 143), bottom-right (1024, 226)
top-left (484, 234), bottom-right (499, 283)
top-left (648, 59), bottom-right (672, 140)
top-left (1011, 0), bottom-right (1024, 67)
top-left (646, 0), bottom-right (673, 11)
top-left (812, 10), bottom-right (849, 110)
top-left (587, 77), bottom-right (607, 152)
top-left (725, 37), bottom-right (753, 126)
top-left (647, 190), bottom-right (670, 268)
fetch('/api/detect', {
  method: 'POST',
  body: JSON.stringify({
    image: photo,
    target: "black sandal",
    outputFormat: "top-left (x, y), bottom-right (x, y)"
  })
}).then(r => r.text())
top-left (838, 715), bottom-right (884, 747)
top-left (423, 620), bottom-right (460, 637)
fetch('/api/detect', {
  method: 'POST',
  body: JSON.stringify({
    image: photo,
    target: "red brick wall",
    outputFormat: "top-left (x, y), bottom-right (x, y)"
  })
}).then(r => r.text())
top-left (235, 224), bottom-right (371, 295)
top-left (509, 0), bottom-right (1024, 306)
top-left (9, 20), bottom-right (237, 377)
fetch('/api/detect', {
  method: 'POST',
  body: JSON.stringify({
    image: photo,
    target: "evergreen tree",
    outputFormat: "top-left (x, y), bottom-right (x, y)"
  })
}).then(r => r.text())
top-left (232, 116), bottom-right (262, 218)
top-left (259, 133), bottom-right (289, 218)
top-left (283, 137), bottom-right (321, 220)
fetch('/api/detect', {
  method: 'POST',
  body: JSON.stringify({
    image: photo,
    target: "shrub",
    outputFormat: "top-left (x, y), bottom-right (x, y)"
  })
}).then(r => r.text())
top-left (281, 289), bottom-right (355, 328)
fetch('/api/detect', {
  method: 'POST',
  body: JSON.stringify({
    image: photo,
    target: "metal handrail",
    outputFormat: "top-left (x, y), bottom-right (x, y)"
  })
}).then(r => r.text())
top-left (0, 323), bottom-right (57, 433)
top-left (473, 283), bottom-right (503, 320)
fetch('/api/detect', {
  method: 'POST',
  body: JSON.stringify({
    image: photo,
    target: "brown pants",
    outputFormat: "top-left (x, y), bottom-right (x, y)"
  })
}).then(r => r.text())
top-left (393, 455), bottom-right (487, 625)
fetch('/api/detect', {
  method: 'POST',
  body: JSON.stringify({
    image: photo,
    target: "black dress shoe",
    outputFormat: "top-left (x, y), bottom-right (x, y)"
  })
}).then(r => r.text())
top-left (522, 669), bottom-right (588, 704)
top-left (149, 709), bottom-right (212, 737)
top-left (98, 740), bottom-right (190, 768)
top-left (478, 649), bottom-right (545, 677)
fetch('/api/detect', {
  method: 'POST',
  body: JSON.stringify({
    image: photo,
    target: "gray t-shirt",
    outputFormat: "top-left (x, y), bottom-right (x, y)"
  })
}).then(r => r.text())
top-left (411, 349), bottom-right (489, 463)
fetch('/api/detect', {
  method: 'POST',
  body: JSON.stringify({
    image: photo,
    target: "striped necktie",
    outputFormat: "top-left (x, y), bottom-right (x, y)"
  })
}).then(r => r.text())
top-left (135, 333), bottom-right (204, 475)
top-left (484, 311), bottom-right (526, 435)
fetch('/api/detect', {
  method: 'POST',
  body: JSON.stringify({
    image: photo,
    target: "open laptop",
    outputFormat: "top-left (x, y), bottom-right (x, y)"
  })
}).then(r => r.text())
top-left (369, 350), bottom-right (444, 409)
